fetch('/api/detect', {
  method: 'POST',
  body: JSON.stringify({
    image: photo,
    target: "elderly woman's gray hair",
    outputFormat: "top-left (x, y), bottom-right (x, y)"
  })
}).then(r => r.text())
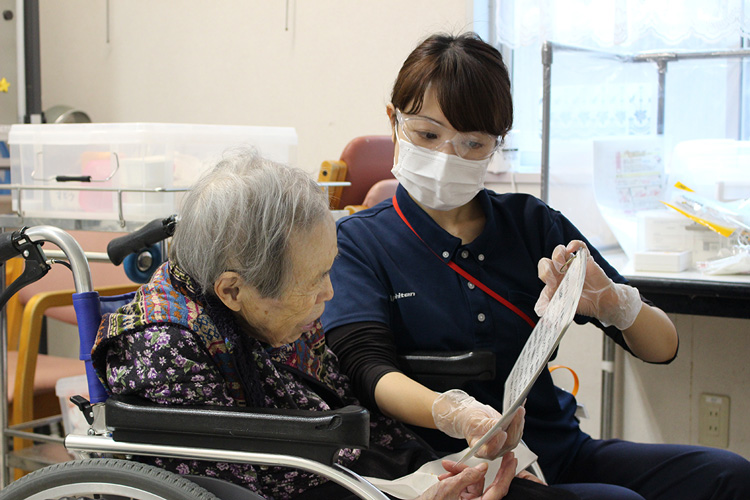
top-left (171, 148), bottom-right (331, 298)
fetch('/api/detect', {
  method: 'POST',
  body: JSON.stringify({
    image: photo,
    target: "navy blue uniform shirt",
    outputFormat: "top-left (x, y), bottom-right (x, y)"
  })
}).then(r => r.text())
top-left (322, 184), bottom-right (634, 482)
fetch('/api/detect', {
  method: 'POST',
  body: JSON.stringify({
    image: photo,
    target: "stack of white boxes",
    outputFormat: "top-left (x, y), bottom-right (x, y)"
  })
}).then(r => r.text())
top-left (634, 209), bottom-right (726, 272)
top-left (633, 139), bottom-right (749, 273)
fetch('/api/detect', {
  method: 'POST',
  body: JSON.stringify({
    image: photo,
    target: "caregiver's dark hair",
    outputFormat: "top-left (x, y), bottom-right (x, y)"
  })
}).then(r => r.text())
top-left (391, 32), bottom-right (513, 138)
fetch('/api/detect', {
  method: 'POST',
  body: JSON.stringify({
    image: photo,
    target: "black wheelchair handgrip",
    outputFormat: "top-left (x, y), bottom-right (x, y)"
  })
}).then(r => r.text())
top-left (56, 175), bottom-right (92, 182)
top-left (107, 216), bottom-right (176, 266)
top-left (0, 230), bottom-right (21, 263)
top-left (0, 230), bottom-right (50, 311)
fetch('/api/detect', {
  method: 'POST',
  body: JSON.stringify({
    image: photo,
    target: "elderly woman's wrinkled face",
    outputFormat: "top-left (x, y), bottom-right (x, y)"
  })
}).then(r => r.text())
top-left (233, 218), bottom-right (337, 347)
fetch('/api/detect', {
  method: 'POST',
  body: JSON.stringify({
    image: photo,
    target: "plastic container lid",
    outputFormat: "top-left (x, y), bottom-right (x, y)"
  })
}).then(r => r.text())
top-left (9, 123), bottom-right (297, 146)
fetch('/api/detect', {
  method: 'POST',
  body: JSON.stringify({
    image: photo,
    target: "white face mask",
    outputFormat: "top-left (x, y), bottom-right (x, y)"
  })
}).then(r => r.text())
top-left (392, 139), bottom-right (490, 211)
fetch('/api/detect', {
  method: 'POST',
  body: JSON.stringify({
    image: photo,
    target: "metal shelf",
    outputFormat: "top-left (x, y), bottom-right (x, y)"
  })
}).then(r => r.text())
top-left (0, 181), bottom-right (350, 232)
top-left (540, 43), bottom-right (750, 203)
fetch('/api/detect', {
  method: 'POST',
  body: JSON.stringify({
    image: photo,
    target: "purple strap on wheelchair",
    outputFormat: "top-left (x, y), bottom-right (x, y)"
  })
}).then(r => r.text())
top-left (73, 291), bottom-right (109, 404)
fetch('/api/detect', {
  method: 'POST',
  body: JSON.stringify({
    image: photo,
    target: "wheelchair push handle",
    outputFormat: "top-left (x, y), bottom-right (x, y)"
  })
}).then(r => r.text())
top-left (0, 229), bottom-right (48, 311)
top-left (0, 230), bottom-right (23, 263)
top-left (107, 215), bottom-right (177, 266)
top-left (0, 226), bottom-right (94, 310)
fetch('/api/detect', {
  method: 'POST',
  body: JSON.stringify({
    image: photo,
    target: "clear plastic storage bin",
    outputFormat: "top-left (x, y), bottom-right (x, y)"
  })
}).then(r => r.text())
top-left (9, 123), bottom-right (297, 222)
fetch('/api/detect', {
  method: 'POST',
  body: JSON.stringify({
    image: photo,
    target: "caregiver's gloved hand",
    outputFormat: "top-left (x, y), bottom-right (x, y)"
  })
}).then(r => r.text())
top-left (432, 389), bottom-right (525, 459)
top-left (534, 240), bottom-right (642, 330)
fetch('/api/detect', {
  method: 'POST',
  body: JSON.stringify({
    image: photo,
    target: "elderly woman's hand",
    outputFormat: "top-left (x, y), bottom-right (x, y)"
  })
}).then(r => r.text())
top-left (534, 240), bottom-right (642, 330)
top-left (432, 389), bottom-right (525, 460)
top-left (416, 452), bottom-right (518, 500)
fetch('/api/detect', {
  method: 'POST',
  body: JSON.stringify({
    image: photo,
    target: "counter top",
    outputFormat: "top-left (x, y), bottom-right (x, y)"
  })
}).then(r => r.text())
top-left (603, 251), bottom-right (750, 319)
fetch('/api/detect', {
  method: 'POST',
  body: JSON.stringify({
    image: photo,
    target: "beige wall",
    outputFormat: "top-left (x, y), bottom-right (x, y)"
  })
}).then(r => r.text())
top-left (38, 0), bottom-right (479, 173)
top-left (618, 314), bottom-right (750, 456)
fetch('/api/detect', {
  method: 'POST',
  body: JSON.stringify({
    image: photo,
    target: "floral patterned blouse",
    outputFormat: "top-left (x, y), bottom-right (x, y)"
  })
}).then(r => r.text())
top-left (92, 262), bottom-right (431, 500)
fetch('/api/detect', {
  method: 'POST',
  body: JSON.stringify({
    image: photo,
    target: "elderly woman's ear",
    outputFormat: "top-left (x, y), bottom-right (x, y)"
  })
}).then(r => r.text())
top-left (214, 272), bottom-right (247, 312)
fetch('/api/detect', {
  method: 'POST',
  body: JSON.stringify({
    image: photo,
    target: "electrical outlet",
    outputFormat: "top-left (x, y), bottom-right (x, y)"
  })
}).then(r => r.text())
top-left (698, 393), bottom-right (730, 448)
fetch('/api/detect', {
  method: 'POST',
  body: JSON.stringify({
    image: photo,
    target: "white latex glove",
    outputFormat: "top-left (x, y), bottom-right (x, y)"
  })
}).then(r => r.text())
top-left (534, 240), bottom-right (642, 330)
top-left (432, 389), bottom-right (525, 460)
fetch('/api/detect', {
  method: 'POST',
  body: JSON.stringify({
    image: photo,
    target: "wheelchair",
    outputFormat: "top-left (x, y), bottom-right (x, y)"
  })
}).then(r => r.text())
top-left (0, 221), bottom-right (389, 500)
top-left (0, 219), bottom-right (540, 499)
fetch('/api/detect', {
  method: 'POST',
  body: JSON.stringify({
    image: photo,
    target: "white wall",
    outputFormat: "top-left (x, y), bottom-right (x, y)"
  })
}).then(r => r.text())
top-left (618, 313), bottom-right (750, 456)
top-left (38, 0), bottom-right (479, 174)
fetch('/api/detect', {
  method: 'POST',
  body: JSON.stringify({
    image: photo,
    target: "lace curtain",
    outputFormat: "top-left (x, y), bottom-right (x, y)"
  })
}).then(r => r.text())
top-left (493, 0), bottom-right (750, 48)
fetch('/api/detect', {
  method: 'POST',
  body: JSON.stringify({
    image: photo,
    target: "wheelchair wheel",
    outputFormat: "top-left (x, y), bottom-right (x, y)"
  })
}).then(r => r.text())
top-left (0, 458), bottom-right (220, 500)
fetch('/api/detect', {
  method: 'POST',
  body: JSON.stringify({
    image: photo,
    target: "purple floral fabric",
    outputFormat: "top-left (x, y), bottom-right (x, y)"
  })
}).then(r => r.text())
top-left (91, 262), bottom-right (419, 499)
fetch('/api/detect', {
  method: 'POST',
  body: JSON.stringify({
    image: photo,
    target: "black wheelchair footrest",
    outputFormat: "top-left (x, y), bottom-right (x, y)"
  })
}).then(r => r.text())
top-left (105, 396), bottom-right (370, 465)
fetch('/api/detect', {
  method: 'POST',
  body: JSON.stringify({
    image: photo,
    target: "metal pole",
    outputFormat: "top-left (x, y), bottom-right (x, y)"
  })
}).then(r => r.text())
top-left (656, 60), bottom-right (667, 136)
top-left (631, 48), bottom-right (750, 62)
top-left (22, 0), bottom-right (42, 124)
top-left (600, 335), bottom-right (616, 439)
top-left (741, 36), bottom-right (748, 140)
top-left (0, 254), bottom-right (8, 486)
top-left (14, 0), bottom-right (26, 123)
top-left (487, 0), bottom-right (496, 45)
top-left (540, 41), bottom-right (553, 204)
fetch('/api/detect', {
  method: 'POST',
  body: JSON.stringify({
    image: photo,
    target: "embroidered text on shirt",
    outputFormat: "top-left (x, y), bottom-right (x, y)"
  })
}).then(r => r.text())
top-left (390, 292), bottom-right (416, 302)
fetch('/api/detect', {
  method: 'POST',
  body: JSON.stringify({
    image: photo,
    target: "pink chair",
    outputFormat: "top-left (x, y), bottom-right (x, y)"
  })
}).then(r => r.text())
top-left (361, 179), bottom-right (400, 209)
top-left (319, 136), bottom-right (396, 213)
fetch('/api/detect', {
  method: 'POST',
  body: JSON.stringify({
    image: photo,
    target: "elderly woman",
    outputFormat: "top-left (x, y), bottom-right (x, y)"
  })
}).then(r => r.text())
top-left (91, 149), bottom-right (577, 500)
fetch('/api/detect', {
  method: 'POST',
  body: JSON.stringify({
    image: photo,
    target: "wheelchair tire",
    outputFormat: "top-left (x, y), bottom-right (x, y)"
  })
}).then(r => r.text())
top-left (0, 458), bottom-right (221, 500)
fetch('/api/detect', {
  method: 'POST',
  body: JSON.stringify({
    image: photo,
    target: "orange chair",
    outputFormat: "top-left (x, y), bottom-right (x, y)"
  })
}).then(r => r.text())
top-left (319, 135), bottom-right (397, 213)
top-left (5, 231), bottom-right (137, 465)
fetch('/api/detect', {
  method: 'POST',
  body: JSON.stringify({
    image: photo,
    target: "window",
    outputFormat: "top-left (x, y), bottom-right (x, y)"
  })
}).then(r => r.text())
top-left (482, 0), bottom-right (750, 252)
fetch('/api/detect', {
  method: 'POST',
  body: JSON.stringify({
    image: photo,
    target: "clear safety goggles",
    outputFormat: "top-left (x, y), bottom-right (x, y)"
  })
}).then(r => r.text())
top-left (395, 109), bottom-right (501, 161)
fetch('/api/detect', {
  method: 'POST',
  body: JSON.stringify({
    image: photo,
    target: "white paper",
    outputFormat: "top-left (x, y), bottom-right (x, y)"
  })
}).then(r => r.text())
top-left (502, 246), bottom-right (588, 411)
top-left (365, 442), bottom-right (537, 500)
top-left (457, 246), bottom-right (589, 465)
top-left (593, 137), bottom-right (665, 213)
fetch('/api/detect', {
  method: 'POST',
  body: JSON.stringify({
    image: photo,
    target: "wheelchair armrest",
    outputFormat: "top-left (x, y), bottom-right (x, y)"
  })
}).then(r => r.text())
top-left (398, 351), bottom-right (496, 393)
top-left (105, 395), bottom-right (370, 465)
